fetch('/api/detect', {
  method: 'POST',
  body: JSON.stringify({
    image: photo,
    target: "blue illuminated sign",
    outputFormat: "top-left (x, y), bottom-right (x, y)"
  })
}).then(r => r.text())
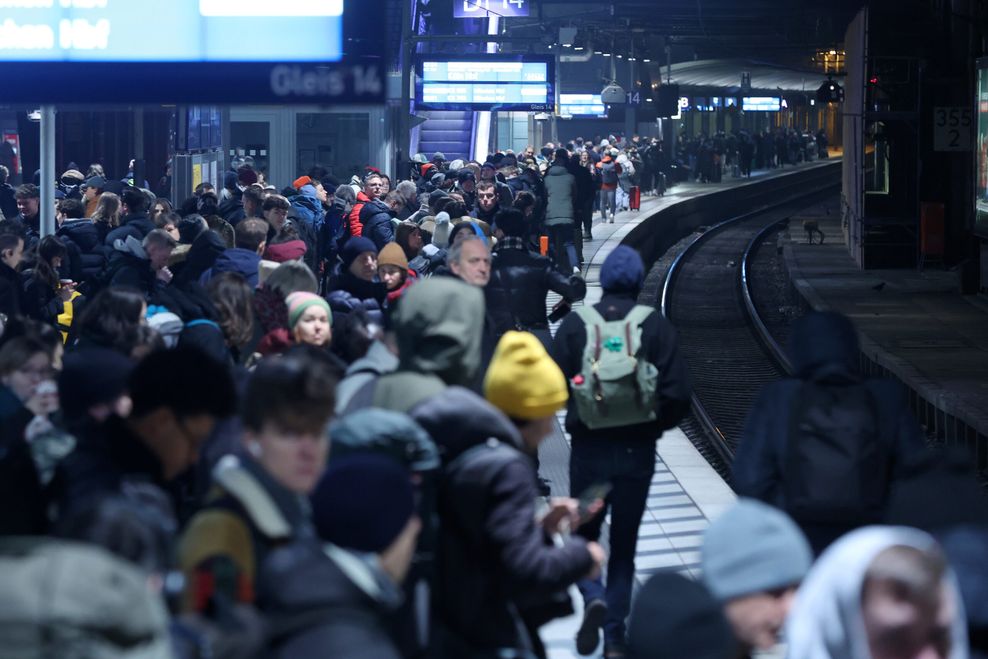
top-left (416, 55), bottom-right (554, 111)
top-left (742, 96), bottom-right (782, 112)
top-left (454, 0), bottom-right (531, 18)
top-left (559, 93), bottom-right (606, 118)
top-left (0, 0), bottom-right (384, 104)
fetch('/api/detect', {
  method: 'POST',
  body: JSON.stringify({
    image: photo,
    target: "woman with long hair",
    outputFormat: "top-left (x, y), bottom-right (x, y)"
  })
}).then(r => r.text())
top-left (91, 192), bottom-right (121, 243)
top-left (206, 272), bottom-right (256, 364)
top-left (71, 287), bottom-right (147, 357)
top-left (22, 235), bottom-right (73, 326)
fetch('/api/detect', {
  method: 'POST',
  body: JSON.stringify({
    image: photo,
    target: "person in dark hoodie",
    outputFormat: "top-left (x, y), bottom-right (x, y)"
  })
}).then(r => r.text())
top-left (0, 165), bottom-right (17, 221)
top-left (326, 236), bottom-right (386, 319)
top-left (199, 218), bottom-right (266, 289)
top-left (103, 229), bottom-right (176, 299)
top-left (551, 245), bottom-right (691, 657)
top-left (103, 187), bottom-right (155, 248)
top-left (732, 310), bottom-right (927, 555)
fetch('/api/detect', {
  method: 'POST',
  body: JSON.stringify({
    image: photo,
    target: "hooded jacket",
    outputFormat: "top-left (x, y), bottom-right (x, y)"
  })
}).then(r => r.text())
top-left (291, 185), bottom-right (325, 231)
top-left (732, 312), bottom-right (926, 551)
top-left (368, 277), bottom-right (485, 413)
top-left (57, 218), bottom-right (105, 283)
top-left (199, 247), bottom-right (262, 289)
top-left (103, 235), bottom-right (155, 295)
top-left (104, 212), bottom-right (154, 248)
top-left (259, 542), bottom-right (404, 659)
top-left (785, 526), bottom-right (967, 659)
top-left (542, 162), bottom-right (576, 226)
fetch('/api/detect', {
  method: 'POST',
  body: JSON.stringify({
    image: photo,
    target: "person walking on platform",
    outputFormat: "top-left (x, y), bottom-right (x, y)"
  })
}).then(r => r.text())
top-left (543, 148), bottom-right (580, 274)
top-left (551, 246), bottom-right (691, 657)
top-left (732, 311), bottom-right (927, 555)
top-left (595, 151), bottom-right (620, 223)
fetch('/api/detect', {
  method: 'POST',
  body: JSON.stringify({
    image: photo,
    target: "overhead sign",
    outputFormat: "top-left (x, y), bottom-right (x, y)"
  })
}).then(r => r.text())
top-left (454, 0), bottom-right (531, 18)
top-left (559, 93), bottom-right (606, 117)
top-left (933, 106), bottom-right (973, 152)
top-left (0, 0), bottom-right (385, 104)
top-left (415, 55), bottom-right (554, 111)
top-left (742, 96), bottom-right (782, 112)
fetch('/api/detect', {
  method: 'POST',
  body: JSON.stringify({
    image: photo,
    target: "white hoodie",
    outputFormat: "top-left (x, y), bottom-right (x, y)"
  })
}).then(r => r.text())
top-left (785, 526), bottom-right (968, 659)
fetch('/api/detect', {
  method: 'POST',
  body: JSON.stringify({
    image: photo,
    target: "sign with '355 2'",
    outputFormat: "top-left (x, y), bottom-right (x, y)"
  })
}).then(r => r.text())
top-left (454, 0), bottom-right (530, 18)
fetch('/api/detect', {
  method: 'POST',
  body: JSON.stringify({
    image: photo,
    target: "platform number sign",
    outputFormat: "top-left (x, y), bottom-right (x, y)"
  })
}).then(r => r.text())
top-left (934, 107), bottom-right (973, 152)
top-left (454, 0), bottom-right (531, 18)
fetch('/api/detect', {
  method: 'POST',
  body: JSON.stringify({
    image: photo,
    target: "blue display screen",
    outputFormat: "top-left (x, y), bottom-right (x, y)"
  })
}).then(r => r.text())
top-left (0, 0), bottom-right (343, 62)
top-left (742, 96), bottom-right (782, 112)
top-left (0, 0), bottom-right (386, 104)
top-left (416, 56), bottom-right (555, 111)
top-left (559, 93), bottom-right (606, 117)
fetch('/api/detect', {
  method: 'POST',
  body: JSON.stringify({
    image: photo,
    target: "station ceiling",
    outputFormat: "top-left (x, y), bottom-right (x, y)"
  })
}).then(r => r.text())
top-left (651, 58), bottom-right (837, 93)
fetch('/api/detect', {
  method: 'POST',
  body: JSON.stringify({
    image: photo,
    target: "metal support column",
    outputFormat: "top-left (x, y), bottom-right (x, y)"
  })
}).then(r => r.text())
top-left (39, 105), bottom-right (56, 238)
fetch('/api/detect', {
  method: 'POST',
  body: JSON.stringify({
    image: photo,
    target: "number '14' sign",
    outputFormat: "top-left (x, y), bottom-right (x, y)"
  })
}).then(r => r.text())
top-left (453, 0), bottom-right (530, 18)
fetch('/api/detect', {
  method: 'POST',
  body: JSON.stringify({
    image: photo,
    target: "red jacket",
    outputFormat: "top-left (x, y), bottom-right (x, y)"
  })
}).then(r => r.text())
top-left (349, 191), bottom-right (369, 237)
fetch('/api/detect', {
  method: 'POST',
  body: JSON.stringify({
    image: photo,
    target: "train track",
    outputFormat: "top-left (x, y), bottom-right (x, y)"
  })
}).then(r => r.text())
top-left (659, 177), bottom-right (838, 472)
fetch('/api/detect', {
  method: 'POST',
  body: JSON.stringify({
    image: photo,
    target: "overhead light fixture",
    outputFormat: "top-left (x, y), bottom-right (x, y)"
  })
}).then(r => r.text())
top-left (628, 57), bottom-right (636, 61)
top-left (646, 98), bottom-right (653, 102)
top-left (574, 46), bottom-right (584, 51)
top-left (616, 54), bottom-right (624, 59)
top-left (26, 109), bottom-right (41, 122)
top-left (603, 52), bottom-right (611, 57)
top-left (643, 58), bottom-right (651, 62)
top-left (594, 50), bottom-right (603, 55)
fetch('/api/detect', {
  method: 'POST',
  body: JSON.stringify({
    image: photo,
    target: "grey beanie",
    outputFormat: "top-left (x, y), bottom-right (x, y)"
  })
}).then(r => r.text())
top-left (701, 499), bottom-right (813, 601)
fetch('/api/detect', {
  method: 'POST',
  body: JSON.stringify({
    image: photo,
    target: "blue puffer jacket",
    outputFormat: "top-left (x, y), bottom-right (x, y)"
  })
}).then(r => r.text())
top-left (291, 185), bottom-right (326, 232)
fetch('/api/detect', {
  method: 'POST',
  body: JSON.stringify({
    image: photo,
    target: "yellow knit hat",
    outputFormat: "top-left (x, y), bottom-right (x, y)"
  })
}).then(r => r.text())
top-left (484, 331), bottom-right (569, 421)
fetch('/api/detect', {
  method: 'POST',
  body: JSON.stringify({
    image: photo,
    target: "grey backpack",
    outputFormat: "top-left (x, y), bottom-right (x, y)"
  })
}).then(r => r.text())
top-left (571, 305), bottom-right (659, 430)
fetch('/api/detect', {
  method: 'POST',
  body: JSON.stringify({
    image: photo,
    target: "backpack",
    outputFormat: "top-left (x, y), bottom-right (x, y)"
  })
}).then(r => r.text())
top-left (0, 538), bottom-right (172, 659)
top-left (783, 382), bottom-right (890, 526)
top-left (600, 161), bottom-right (618, 186)
top-left (571, 305), bottom-right (659, 430)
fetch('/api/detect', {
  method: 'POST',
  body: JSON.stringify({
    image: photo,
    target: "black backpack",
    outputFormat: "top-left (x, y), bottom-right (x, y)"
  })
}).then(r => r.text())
top-left (783, 381), bottom-right (890, 526)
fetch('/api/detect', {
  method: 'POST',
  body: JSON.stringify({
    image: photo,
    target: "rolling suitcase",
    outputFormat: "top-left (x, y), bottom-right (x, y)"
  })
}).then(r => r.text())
top-left (629, 186), bottom-right (641, 211)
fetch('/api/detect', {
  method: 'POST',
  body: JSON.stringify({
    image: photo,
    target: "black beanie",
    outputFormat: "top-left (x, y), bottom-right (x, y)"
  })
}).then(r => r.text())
top-left (58, 347), bottom-right (135, 423)
top-left (310, 454), bottom-right (415, 553)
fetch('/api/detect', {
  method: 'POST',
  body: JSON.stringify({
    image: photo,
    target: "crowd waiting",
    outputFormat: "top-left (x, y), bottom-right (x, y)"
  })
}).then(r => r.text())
top-left (0, 132), bottom-right (981, 659)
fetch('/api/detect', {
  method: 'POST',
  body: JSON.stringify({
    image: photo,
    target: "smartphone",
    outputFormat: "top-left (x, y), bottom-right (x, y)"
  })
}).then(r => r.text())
top-left (578, 482), bottom-right (613, 517)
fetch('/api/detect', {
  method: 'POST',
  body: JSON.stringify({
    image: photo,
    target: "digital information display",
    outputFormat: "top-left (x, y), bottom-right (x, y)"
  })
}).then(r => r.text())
top-left (976, 61), bottom-right (988, 235)
top-left (416, 56), bottom-right (554, 111)
top-left (559, 93), bottom-right (606, 118)
top-left (0, 0), bottom-right (384, 104)
top-left (742, 96), bottom-right (782, 112)
top-left (453, 0), bottom-right (531, 18)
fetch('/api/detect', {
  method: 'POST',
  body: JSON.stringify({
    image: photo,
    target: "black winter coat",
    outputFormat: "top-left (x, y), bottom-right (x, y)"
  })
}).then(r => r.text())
top-left (412, 388), bottom-right (594, 656)
top-left (57, 219), bottom-right (105, 284)
top-left (104, 213), bottom-right (155, 248)
top-left (0, 260), bottom-right (22, 321)
top-left (486, 244), bottom-right (585, 335)
top-left (358, 199), bottom-right (396, 251)
top-left (20, 272), bottom-right (63, 324)
top-left (551, 292), bottom-right (692, 443)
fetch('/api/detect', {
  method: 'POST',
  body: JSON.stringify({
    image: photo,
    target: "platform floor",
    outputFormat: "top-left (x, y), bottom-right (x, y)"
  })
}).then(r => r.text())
top-left (534, 161), bottom-right (831, 657)
top-left (784, 210), bottom-right (988, 441)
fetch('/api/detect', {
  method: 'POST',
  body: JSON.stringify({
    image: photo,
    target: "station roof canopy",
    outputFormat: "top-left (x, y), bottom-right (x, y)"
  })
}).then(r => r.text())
top-left (650, 59), bottom-right (834, 94)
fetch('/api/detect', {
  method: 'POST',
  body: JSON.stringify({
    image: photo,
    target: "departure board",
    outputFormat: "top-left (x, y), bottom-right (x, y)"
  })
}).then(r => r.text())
top-left (415, 55), bottom-right (555, 111)
top-left (559, 93), bottom-right (607, 117)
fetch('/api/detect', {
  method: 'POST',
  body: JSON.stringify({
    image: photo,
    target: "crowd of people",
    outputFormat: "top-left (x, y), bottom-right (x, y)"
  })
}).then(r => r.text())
top-left (675, 128), bottom-right (829, 184)
top-left (0, 131), bottom-right (982, 659)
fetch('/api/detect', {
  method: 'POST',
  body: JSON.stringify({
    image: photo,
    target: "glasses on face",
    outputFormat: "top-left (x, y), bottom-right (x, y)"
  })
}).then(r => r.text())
top-left (478, 193), bottom-right (495, 200)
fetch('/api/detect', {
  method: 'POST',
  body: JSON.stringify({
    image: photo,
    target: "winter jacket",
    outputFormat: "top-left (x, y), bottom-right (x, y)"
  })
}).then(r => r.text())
top-left (0, 260), bottom-right (22, 321)
top-left (179, 455), bottom-right (314, 614)
top-left (20, 272), bottom-right (63, 325)
top-left (199, 248), bottom-right (262, 289)
top-left (326, 270), bottom-right (386, 320)
top-left (104, 212), bottom-right (155, 248)
top-left (333, 341), bottom-right (399, 413)
top-left (57, 219), bottom-right (105, 284)
top-left (259, 542), bottom-right (404, 659)
top-left (291, 185), bottom-right (325, 232)
top-left (172, 230), bottom-right (225, 288)
top-left (551, 291), bottom-right (691, 443)
top-left (102, 236), bottom-right (156, 297)
top-left (596, 157), bottom-right (622, 191)
top-left (0, 384), bottom-right (46, 535)
top-left (732, 312), bottom-right (926, 550)
top-left (358, 198), bottom-right (396, 251)
top-left (0, 183), bottom-right (16, 220)
top-left (543, 163), bottom-right (577, 226)
top-left (485, 241), bottom-right (585, 337)
top-left (348, 191), bottom-right (371, 238)
top-left (421, 388), bottom-right (594, 655)
top-left (217, 194), bottom-right (246, 226)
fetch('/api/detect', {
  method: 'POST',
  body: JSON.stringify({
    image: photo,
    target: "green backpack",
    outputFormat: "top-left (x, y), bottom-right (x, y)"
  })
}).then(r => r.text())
top-left (571, 305), bottom-right (660, 430)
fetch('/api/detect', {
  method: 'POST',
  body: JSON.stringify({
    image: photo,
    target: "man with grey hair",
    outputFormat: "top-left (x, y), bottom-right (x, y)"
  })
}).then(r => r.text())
top-left (395, 180), bottom-right (421, 221)
top-left (103, 228), bottom-right (177, 295)
top-left (447, 233), bottom-right (490, 287)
